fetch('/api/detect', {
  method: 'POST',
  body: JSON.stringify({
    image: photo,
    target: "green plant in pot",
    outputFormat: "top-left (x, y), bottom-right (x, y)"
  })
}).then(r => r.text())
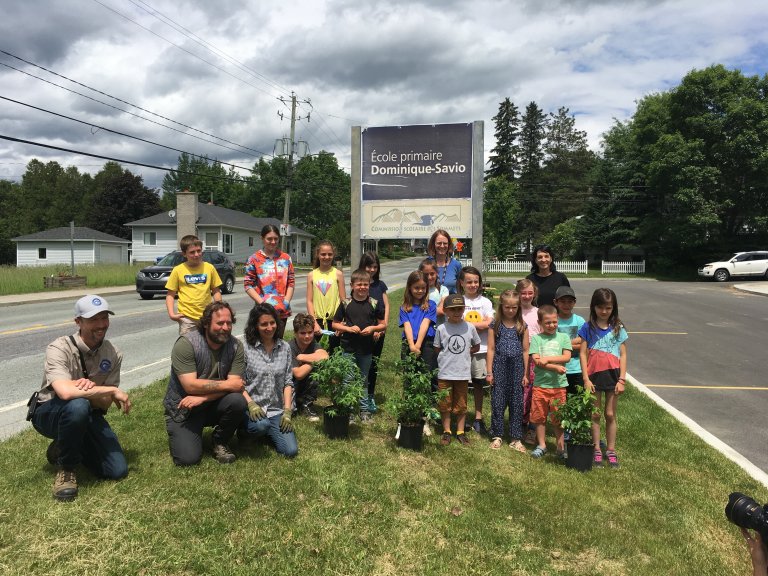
top-left (314, 349), bottom-right (366, 437)
top-left (555, 385), bottom-right (600, 472)
top-left (386, 353), bottom-right (446, 450)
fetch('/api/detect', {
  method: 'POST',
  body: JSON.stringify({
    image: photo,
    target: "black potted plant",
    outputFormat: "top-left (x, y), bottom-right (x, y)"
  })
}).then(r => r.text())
top-left (386, 353), bottom-right (446, 451)
top-left (556, 385), bottom-right (600, 472)
top-left (314, 348), bottom-right (366, 439)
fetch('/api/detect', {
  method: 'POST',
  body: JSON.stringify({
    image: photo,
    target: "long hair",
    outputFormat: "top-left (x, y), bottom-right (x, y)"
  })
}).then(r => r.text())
top-left (427, 229), bottom-right (454, 259)
top-left (588, 288), bottom-right (624, 337)
top-left (312, 240), bottom-right (336, 269)
top-left (418, 258), bottom-right (439, 288)
top-left (495, 289), bottom-right (526, 337)
top-left (402, 270), bottom-right (429, 312)
top-left (358, 250), bottom-right (381, 282)
top-left (530, 244), bottom-right (558, 274)
top-left (245, 303), bottom-right (281, 346)
top-left (514, 278), bottom-right (538, 306)
top-left (457, 266), bottom-right (482, 296)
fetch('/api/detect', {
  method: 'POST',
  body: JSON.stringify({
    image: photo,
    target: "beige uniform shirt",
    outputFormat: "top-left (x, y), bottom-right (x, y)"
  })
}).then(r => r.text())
top-left (38, 333), bottom-right (122, 403)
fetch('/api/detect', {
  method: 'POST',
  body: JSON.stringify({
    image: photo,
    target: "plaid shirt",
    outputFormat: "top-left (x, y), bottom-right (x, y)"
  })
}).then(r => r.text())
top-left (243, 339), bottom-right (293, 417)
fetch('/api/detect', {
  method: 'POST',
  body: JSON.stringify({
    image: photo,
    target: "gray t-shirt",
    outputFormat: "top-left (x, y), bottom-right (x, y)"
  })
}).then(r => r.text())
top-left (434, 320), bottom-right (480, 380)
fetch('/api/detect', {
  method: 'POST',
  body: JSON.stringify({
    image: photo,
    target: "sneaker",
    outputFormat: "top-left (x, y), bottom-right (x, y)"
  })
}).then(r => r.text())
top-left (440, 432), bottom-right (452, 446)
top-left (472, 419), bottom-right (488, 436)
top-left (53, 468), bottom-right (78, 501)
top-left (301, 404), bottom-right (320, 422)
top-left (606, 450), bottom-right (620, 469)
top-left (523, 427), bottom-right (537, 445)
top-left (367, 396), bottom-right (378, 414)
top-left (46, 440), bottom-right (60, 466)
top-left (593, 449), bottom-right (604, 467)
top-left (212, 443), bottom-right (236, 464)
top-left (456, 433), bottom-right (470, 446)
top-left (531, 446), bottom-right (547, 459)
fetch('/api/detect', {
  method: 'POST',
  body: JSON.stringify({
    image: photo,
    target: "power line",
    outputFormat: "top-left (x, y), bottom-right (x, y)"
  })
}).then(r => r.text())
top-left (0, 95), bottom-right (255, 174)
top-left (0, 134), bottom-right (248, 183)
top-left (129, 0), bottom-right (292, 96)
top-left (0, 60), bottom-right (268, 159)
top-left (0, 49), bottom-right (269, 158)
top-left (90, 0), bottom-right (283, 99)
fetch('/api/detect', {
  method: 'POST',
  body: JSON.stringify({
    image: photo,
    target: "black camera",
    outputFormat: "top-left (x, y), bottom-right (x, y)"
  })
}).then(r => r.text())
top-left (726, 492), bottom-right (768, 541)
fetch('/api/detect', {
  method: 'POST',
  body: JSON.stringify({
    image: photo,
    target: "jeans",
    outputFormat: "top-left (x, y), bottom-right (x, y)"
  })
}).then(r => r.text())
top-left (31, 397), bottom-right (128, 479)
top-left (242, 413), bottom-right (298, 458)
top-left (165, 392), bottom-right (247, 466)
top-left (344, 352), bottom-right (372, 412)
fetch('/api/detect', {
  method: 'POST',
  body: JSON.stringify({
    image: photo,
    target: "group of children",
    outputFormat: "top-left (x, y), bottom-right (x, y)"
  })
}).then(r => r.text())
top-left (165, 234), bottom-right (628, 468)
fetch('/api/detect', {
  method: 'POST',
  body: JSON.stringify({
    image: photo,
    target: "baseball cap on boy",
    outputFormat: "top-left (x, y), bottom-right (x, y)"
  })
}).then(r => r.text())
top-left (443, 294), bottom-right (465, 308)
top-left (554, 286), bottom-right (576, 300)
top-left (74, 295), bottom-right (114, 318)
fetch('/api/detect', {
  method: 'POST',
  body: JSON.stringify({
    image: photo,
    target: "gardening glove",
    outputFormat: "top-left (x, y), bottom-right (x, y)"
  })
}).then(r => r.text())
top-left (247, 401), bottom-right (265, 421)
top-left (279, 410), bottom-right (294, 433)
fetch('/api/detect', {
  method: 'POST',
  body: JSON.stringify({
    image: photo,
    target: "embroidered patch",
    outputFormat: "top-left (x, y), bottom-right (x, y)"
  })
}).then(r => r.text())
top-left (92, 297), bottom-right (102, 306)
top-left (183, 274), bottom-right (208, 285)
top-left (99, 359), bottom-right (112, 372)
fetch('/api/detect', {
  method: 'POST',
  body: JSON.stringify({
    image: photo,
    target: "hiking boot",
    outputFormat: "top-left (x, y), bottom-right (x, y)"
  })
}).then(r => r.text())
top-left (53, 468), bottom-right (78, 501)
top-left (212, 443), bottom-right (236, 464)
top-left (46, 440), bottom-right (60, 466)
top-left (301, 403), bottom-right (320, 422)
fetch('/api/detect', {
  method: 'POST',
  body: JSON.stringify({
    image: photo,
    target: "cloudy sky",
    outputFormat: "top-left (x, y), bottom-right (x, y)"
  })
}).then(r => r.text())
top-left (1, 0), bottom-right (767, 188)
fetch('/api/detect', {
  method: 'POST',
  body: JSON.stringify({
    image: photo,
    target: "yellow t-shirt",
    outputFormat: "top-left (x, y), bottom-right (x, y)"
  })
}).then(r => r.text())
top-left (165, 261), bottom-right (222, 320)
top-left (311, 266), bottom-right (340, 321)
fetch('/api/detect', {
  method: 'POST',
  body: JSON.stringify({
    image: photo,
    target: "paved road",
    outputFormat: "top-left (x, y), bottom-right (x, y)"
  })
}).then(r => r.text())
top-left (0, 258), bottom-right (415, 439)
top-left (555, 278), bottom-right (768, 473)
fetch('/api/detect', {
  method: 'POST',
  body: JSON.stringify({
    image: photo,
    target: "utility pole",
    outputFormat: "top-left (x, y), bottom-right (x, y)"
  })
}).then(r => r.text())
top-left (276, 92), bottom-right (310, 253)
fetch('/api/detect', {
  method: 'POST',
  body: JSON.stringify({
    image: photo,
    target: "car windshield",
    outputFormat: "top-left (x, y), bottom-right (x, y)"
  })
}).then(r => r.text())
top-left (156, 252), bottom-right (184, 266)
top-left (715, 254), bottom-right (737, 262)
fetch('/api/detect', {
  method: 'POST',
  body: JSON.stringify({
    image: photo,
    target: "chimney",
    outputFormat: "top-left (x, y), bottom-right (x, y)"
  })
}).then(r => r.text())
top-left (176, 189), bottom-right (198, 244)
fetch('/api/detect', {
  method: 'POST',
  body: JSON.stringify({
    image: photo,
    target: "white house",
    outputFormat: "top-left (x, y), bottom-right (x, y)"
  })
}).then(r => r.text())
top-left (12, 227), bottom-right (131, 266)
top-left (125, 202), bottom-right (315, 265)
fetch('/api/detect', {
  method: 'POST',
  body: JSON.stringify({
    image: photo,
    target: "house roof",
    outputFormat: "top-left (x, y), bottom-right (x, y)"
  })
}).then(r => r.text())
top-left (125, 203), bottom-right (313, 237)
top-left (12, 226), bottom-right (131, 243)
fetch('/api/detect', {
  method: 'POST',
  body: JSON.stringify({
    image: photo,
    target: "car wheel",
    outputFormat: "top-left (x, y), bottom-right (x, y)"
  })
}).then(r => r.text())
top-left (222, 275), bottom-right (235, 294)
top-left (714, 269), bottom-right (730, 282)
top-left (139, 292), bottom-right (154, 300)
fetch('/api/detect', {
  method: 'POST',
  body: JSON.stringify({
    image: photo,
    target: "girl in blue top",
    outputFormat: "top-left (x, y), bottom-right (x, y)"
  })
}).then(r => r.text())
top-left (577, 288), bottom-right (628, 469)
top-left (399, 270), bottom-right (437, 364)
top-left (419, 259), bottom-right (448, 325)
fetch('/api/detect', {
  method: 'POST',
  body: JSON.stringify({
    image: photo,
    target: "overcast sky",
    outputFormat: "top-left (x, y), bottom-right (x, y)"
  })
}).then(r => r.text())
top-left (1, 0), bottom-right (766, 188)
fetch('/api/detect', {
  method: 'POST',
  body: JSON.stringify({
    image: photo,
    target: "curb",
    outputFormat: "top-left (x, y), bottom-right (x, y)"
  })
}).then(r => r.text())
top-left (628, 371), bottom-right (768, 489)
top-left (0, 287), bottom-right (138, 308)
top-left (733, 284), bottom-right (768, 297)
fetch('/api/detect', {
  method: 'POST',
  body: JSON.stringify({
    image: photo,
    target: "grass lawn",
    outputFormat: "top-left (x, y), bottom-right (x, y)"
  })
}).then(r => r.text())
top-left (0, 288), bottom-right (762, 575)
top-left (0, 263), bottom-right (144, 296)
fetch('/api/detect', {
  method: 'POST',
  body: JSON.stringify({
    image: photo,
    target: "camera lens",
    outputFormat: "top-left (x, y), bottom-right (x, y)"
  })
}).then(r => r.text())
top-left (726, 492), bottom-right (764, 530)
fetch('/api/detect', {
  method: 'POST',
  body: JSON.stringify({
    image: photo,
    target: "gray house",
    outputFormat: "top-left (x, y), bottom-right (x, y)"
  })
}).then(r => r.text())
top-left (13, 227), bottom-right (131, 266)
top-left (125, 202), bottom-right (314, 265)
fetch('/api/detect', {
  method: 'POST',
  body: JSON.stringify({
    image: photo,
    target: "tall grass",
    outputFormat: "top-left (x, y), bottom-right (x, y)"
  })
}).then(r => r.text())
top-left (0, 287), bottom-right (762, 575)
top-left (0, 263), bottom-right (144, 295)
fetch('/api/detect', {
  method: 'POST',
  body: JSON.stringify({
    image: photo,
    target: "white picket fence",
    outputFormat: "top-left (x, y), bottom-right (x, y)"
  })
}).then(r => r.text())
top-left (601, 260), bottom-right (646, 274)
top-left (483, 260), bottom-right (589, 274)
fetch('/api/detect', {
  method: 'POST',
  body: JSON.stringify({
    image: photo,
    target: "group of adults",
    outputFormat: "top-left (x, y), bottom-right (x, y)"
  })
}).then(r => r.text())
top-left (425, 229), bottom-right (570, 306)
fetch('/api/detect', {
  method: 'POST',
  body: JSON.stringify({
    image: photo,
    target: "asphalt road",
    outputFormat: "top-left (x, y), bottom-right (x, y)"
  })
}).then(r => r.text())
top-left (0, 258), bottom-right (414, 439)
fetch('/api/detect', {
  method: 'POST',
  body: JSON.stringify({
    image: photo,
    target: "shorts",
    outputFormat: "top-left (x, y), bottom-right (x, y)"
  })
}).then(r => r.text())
top-left (591, 369), bottom-right (620, 392)
top-left (178, 316), bottom-right (199, 335)
top-left (438, 379), bottom-right (468, 416)
top-left (529, 387), bottom-right (566, 426)
top-left (470, 353), bottom-right (487, 380)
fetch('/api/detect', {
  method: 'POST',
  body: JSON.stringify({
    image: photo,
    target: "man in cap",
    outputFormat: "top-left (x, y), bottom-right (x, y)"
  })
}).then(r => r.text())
top-left (29, 295), bottom-right (131, 502)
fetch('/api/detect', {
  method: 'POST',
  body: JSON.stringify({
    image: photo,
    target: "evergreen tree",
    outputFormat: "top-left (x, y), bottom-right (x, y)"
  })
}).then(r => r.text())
top-left (486, 98), bottom-right (520, 181)
top-left (517, 101), bottom-right (548, 251)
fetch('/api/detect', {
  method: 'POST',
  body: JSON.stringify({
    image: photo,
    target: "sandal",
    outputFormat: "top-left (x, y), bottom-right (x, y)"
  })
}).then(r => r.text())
top-left (490, 437), bottom-right (502, 450)
top-left (508, 440), bottom-right (527, 453)
top-left (531, 446), bottom-right (547, 459)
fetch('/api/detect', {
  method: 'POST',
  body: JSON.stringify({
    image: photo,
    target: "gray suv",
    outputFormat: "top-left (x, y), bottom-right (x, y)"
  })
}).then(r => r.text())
top-left (136, 250), bottom-right (236, 299)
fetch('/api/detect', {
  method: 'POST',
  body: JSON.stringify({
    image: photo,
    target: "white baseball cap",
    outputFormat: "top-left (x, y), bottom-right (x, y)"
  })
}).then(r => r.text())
top-left (74, 295), bottom-right (115, 318)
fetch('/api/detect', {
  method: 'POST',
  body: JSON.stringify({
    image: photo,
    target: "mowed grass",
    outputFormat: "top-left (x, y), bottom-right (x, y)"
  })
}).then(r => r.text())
top-left (0, 288), bottom-right (762, 575)
top-left (0, 263), bottom-right (144, 295)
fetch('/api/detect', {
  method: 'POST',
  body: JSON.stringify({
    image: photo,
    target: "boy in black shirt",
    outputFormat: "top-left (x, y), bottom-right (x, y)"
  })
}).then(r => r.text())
top-left (332, 269), bottom-right (387, 420)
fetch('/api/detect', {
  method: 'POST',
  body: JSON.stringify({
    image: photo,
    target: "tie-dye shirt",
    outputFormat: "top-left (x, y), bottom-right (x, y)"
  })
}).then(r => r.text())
top-left (244, 250), bottom-right (295, 318)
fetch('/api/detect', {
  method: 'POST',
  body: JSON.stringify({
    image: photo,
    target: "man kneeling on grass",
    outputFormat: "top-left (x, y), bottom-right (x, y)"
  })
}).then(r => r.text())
top-left (163, 301), bottom-right (246, 466)
top-left (29, 295), bottom-right (131, 502)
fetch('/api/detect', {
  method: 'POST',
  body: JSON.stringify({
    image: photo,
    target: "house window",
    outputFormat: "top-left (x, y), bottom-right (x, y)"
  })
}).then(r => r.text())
top-left (205, 232), bottom-right (218, 250)
top-left (38, 247), bottom-right (47, 259)
top-left (143, 232), bottom-right (157, 246)
top-left (301, 240), bottom-right (307, 256)
top-left (223, 233), bottom-right (233, 254)
top-left (248, 236), bottom-right (254, 247)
